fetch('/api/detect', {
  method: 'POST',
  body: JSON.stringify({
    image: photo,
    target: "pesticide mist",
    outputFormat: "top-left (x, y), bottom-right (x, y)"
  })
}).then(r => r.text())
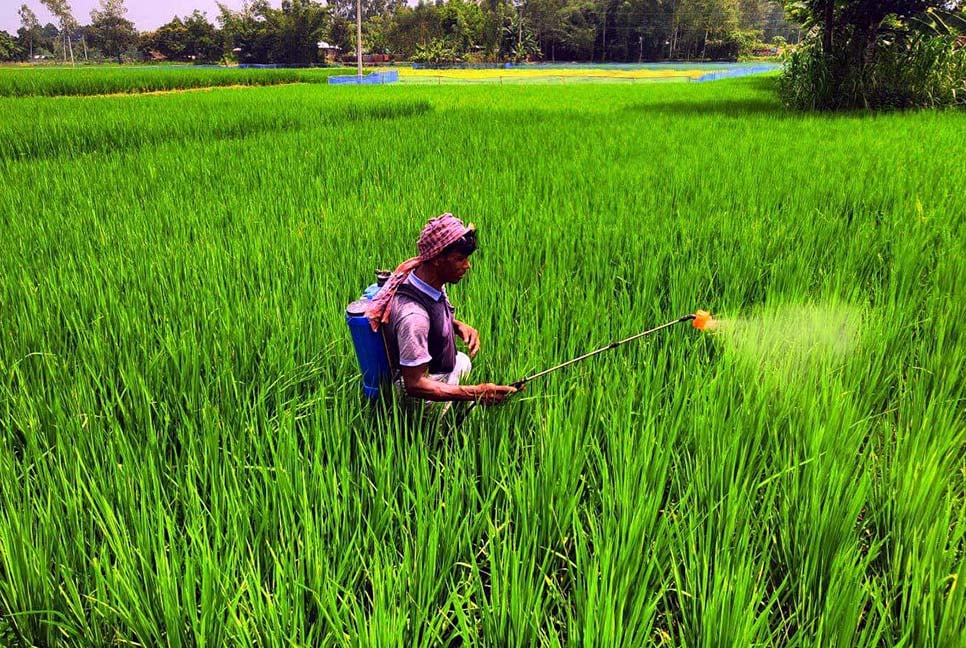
top-left (708, 302), bottom-right (865, 379)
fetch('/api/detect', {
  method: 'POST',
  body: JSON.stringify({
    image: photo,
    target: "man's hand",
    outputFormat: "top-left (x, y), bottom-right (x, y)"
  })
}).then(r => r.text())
top-left (454, 320), bottom-right (480, 358)
top-left (471, 383), bottom-right (518, 406)
top-left (401, 365), bottom-right (521, 405)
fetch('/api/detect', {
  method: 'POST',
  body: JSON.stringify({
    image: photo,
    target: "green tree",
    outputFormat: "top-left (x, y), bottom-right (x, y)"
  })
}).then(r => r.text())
top-left (365, 13), bottom-right (392, 54)
top-left (328, 0), bottom-right (406, 22)
top-left (326, 0), bottom-right (405, 58)
top-left (790, 0), bottom-right (964, 62)
top-left (39, 0), bottom-right (77, 64)
top-left (477, 0), bottom-right (510, 58)
top-left (0, 30), bottom-right (22, 61)
top-left (387, 2), bottom-right (443, 59)
top-left (89, 0), bottom-right (138, 63)
top-left (328, 13), bottom-right (356, 54)
top-left (141, 12), bottom-right (221, 62)
top-left (670, 0), bottom-right (741, 59)
top-left (217, 1), bottom-right (274, 63)
top-left (17, 5), bottom-right (43, 60)
top-left (499, 2), bottom-right (540, 60)
top-left (183, 11), bottom-right (221, 61)
top-left (526, 0), bottom-right (568, 58)
top-left (41, 22), bottom-right (59, 41)
top-left (557, 0), bottom-right (597, 60)
top-left (438, 0), bottom-right (485, 55)
top-left (218, 0), bottom-right (329, 64)
top-left (347, 0), bottom-right (799, 63)
top-left (781, 0), bottom-right (966, 108)
top-left (610, 0), bottom-right (675, 61)
top-left (141, 17), bottom-right (188, 61)
top-left (267, 0), bottom-right (330, 65)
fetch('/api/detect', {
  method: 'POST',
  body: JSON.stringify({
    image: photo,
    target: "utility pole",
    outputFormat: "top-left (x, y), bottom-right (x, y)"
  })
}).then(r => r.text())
top-left (356, 0), bottom-right (363, 77)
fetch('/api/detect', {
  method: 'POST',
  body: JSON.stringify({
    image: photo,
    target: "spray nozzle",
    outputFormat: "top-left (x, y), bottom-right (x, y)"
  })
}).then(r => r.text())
top-left (692, 310), bottom-right (715, 330)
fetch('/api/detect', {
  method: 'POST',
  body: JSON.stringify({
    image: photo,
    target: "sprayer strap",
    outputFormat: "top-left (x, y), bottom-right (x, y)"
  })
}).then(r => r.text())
top-left (380, 325), bottom-right (401, 384)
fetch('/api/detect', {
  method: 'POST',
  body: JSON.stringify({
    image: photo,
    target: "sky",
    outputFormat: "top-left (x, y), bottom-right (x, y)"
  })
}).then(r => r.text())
top-left (1, 1), bottom-right (262, 35)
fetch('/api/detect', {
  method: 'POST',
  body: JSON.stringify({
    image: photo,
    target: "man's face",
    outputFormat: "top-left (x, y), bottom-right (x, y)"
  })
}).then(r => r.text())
top-left (436, 251), bottom-right (472, 284)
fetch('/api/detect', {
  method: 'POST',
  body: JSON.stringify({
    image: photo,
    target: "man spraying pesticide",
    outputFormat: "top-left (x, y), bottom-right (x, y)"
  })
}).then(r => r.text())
top-left (346, 214), bottom-right (518, 412)
top-left (344, 214), bottom-right (717, 416)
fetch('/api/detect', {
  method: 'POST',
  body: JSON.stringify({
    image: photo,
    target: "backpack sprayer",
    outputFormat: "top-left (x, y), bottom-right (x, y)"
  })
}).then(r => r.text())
top-left (346, 270), bottom-right (717, 408)
top-left (345, 270), bottom-right (394, 400)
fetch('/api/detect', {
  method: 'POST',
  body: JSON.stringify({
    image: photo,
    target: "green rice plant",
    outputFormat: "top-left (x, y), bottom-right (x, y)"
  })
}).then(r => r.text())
top-left (0, 92), bottom-right (431, 162)
top-left (0, 75), bottom-right (964, 646)
top-left (0, 66), bottom-right (353, 98)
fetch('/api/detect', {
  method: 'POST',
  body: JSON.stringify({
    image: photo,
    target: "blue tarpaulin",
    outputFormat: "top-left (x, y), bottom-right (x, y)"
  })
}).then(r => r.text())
top-left (328, 70), bottom-right (399, 85)
top-left (693, 64), bottom-right (780, 82)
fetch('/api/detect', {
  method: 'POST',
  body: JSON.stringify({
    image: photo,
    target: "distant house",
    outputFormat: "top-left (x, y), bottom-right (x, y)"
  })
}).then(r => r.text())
top-left (317, 41), bottom-right (342, 63)
top-left (751, 46), bottom-right (782, 57)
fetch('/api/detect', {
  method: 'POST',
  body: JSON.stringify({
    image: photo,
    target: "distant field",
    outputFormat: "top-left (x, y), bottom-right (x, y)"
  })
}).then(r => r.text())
top-left (0, 63), bottom-right (781, 95)
top-left (0, 66), bottom-right (353, 97)
top-left (1, 74), bottom-right (964, 646)
top-left (399, 61), bottom-right (780, 83)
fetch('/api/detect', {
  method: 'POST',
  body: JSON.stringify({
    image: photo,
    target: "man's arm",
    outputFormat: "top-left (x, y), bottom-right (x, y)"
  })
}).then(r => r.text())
top-left (400, 364), bottom-right (515, 405)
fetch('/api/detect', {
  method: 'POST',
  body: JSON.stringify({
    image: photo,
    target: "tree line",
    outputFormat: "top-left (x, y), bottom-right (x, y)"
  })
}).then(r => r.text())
top-left (2, 0), bottom-right (799, 65)
top-left (779, 1), bottom-right (965, 109)
top-left (3, 0), bottom-right (961, 111)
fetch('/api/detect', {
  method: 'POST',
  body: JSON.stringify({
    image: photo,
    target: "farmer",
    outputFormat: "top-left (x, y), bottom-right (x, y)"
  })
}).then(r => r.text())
top-left (367, 213), bottom-right (518, 407)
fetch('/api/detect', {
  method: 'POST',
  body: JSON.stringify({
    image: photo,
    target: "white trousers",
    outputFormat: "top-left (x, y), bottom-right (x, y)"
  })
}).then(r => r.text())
top-left (428, 351), bottom-right (473, 386)
top-left (431, 352), bottom-right (472, 417)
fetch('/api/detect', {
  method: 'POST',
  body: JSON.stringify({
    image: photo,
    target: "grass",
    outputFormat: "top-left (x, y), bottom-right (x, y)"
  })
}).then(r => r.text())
top-left (0, 75), bottom-right (964, 646)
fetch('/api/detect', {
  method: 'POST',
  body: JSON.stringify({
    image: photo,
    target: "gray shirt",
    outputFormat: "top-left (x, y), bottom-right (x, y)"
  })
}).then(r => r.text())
top-left (386, 273), bottom-right (457, 375)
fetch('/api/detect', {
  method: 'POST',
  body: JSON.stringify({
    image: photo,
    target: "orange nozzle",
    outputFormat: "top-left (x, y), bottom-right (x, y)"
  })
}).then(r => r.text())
top-left (692, 310), bottom-right (714, 330)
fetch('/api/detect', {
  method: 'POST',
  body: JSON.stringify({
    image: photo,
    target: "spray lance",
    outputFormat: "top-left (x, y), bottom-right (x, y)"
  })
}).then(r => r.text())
top-left (455, 310), bottom-right (717, 426)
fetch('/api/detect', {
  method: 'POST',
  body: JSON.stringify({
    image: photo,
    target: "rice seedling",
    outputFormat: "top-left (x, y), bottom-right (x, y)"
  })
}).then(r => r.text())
top-left (0, 76), bottom-right (963, 646)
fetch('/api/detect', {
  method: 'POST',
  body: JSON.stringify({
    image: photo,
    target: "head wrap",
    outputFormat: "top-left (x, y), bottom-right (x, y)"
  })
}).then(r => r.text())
top-left (367, 213), bottom-right (474, 331)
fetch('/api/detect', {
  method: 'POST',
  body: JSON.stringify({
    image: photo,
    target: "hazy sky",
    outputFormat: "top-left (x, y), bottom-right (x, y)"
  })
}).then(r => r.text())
top-left (1, 1), bottom-right (263, 35)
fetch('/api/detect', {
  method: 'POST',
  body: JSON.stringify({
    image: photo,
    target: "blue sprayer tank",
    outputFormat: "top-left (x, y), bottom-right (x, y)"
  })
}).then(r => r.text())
top-left (345, 270), bottom-right (393, 400)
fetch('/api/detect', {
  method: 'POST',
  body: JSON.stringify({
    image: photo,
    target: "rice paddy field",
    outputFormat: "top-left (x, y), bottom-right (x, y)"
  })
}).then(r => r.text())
top-left (1, 68), bottom-right (965, 646)
top-left (0, 66), bottom-right (348, 97)
top-left (0, 63), bottom-right (780, 97)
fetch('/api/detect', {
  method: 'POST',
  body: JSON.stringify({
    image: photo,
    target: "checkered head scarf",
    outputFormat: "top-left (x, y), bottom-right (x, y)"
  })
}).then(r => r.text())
top-left (367, 213), bottom-right (475, 331)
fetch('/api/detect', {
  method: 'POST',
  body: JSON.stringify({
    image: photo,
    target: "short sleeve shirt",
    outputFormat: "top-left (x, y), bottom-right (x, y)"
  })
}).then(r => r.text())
top-left (386, 273), bottom-right (457, 373)
top-left (393, 302), bottom-right (434, 367)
